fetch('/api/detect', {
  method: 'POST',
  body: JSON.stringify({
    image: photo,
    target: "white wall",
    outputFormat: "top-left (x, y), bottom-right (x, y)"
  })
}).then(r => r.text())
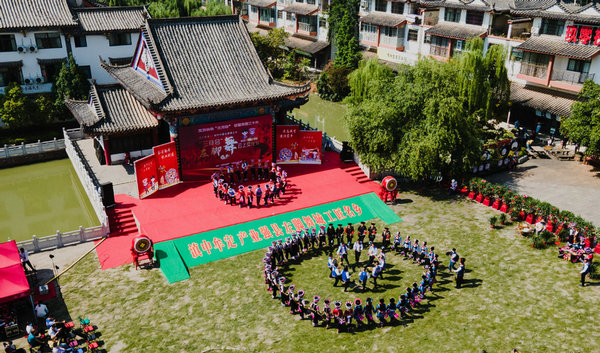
top-left (71, 32), bottom-right (139, 84)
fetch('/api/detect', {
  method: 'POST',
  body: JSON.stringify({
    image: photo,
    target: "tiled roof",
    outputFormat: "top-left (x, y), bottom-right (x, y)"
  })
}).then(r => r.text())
top-left (0, 0), bottom-right (77, 30)
top-left (246, 0), bottom-right (277, 8)
top-left (285, 34), bottom-right (329, 55)
top-left (66, 83), bottom-right (158, 135)
top-left (516, 36), bottom-right (600, 60)
top-left (282, 3), bottom-right (319, 15)
top-left (420, 0), bottom-right (491, 11)
top-left (510, 1), bottom-right (600, 24)
top-left (103, 15), bottom-right (310, 113)
top-left (510, 84), bottom-right (576, 117)
top-left (74, 6), bottom-right (148, 33)
top-left (360, 12), bottom-right (407, 27)
top-left (425, 23), bottom-right (486, 40)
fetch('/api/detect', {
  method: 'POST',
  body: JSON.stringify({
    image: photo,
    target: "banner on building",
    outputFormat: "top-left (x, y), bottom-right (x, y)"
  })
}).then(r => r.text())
top-left (134, 154), bottom-right (159, 199)
top-left (153, 141), bottom-right (180, 190)
top-left (299, 131), bottom-right (322, 164)
top-left (178, 115), bottom-right (273, 180)
top-left (275, 125), bottom-right (300, 164)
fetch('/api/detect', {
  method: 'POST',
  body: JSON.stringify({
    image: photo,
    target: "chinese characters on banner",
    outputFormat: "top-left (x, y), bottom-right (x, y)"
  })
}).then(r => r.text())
top-left (565, 25), bottom-right (600, 46)
top-left (153, 141), bottom-right (180, 190)
top-left (299, 131), bottom-right (322, 164)
top-left (170, 193), bottom-right (402, 270)
top-left (178, 115), bottom-right (273, 180)
top-left (134, 155), bottom-right (159, 199)
top-left (276, 125), bottom-right (300, 164)
top-left (275, 127), bottom-right (323, 164)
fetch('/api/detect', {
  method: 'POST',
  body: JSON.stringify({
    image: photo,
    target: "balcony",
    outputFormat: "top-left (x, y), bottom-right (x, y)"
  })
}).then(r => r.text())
top-left (429, 44), bottom-right (447, 58)
top-left (519, 62), bottom-right (548, 79)
top-left (298, 22), bottom-right (317, 34)
top-left (359, 31), bottom-right (378, 45)
top-left (380, 34), bottom-right (404, 50)
top-left (550, 69), bottom-right (595, 92)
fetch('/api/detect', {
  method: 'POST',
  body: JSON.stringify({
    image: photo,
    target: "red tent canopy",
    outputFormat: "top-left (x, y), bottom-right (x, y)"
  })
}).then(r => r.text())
top-left (0, 241), bottom-right (30, 304)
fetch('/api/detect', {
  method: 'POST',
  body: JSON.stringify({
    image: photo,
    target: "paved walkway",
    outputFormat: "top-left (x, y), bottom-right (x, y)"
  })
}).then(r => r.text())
top-left (486, 157), bottom-right (600, 225)
top-left (76, 138), bottom-right (138, 197)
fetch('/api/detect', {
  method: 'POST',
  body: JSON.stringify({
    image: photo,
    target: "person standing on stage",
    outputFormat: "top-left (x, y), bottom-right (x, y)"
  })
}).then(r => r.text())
top-left (227, 185), bottom-right (236, 205)
top-left (337, 242), bottom-right (350, 267)
top-left (345, 223), bottom-right (354, 245)
top-left (263, 183), bottom-right (271, 205)
top-left (270, 163), bottom-right (277, 181)
top-left (353, 239), bottom-right (363, 267)
top-left (246, 186), bottom-right (255, 208)
top-left (454, 257), bottom-right (465, 288)
top-left (255, 185), bottom-right (263, 207)
top-left (226, 164), bottom-right (235, 184)
top-left (580, 258), bottom-right (591, 287)
top-left (250, 159), bottom-right (257, 180)
top-left (211, 172), bottom-right (219, 198)
top-left (241, 159), bottom-right (249, 181)
top-left (236, 186), bottom-right (245, 208)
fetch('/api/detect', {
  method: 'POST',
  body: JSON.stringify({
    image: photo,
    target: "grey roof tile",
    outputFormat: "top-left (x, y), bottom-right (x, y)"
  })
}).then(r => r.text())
top-left (425, 22), bottom-right (487, 40)
top-left (282, 3), bottom-right (319, 15)
top-left (285, 34), bottom-right (329, 54)
top-left (516, 35), bottom-right (600, 60)
top-left (246, 0), bottom-right (277, 8)
top-left (74, 6), bottom-right (148, 33)
top-left (103, 15), bottom-right (310, 113)
top-left (360, 12), bottom-right (407, 27)
top-left (510, 83), bottom-right (576, 117)
top-left (0, 0), bottom-right (77, 30)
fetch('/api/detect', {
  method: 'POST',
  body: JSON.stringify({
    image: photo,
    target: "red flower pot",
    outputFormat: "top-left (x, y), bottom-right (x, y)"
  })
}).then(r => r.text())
top-left (483, 197), bottom-right (491, 206)
top-left (519, 210), bottom-right (526, 220)
top-left (468, 191), bottom-right (476, 199)
top-left (492, 199), bottom-right (501, 210)
top-left (499, 203), bottom-right (508, 213)
top-left (525, 214), bottom-right (534, 224)
top-left (460, 186), bottom-right (469, 195)
top-left (546, 222), bottom-right (554, 233)
top-left (475, 193), bottom-right (483, 203)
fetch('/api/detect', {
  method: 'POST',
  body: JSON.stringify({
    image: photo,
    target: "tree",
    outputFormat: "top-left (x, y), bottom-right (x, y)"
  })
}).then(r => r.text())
top-left (328, 0), bottom-right (360, 70)
top-left (192, 0), bottom-right (232, 16)
top-left (250, 28), bottom-right (289, 78)
top-left (0, 83), bottom-right (34, 128)
top-left (561, 80), bottom-right (600, 155)
top-left (54, 54), bottom-right (89, 119)
top-left (316, 63), bottom-right (351, 101)
top-left (344, 40), bottom-right (508, 180)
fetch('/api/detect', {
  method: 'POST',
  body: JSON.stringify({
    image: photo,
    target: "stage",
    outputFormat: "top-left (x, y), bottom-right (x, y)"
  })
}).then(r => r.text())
top-left (96, 152), bottom-right (381, 269)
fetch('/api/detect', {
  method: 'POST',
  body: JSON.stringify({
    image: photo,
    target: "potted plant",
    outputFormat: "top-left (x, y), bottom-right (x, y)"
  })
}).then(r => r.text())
top-left (532, 234), bottom-right (545, 249)
top-left (509, 208), bottom-right (521, 222)
top-left (489, 215), bottom-right (497, 229)
top-left (498, 213), bottom-right (507, 226)
top-left (540, 230), bottom-right (556, 246)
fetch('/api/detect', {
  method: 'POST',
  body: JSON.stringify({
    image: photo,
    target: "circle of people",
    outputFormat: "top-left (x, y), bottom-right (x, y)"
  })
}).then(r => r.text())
top-left (211, 160), bottom-right (288, 208)
top-left (262, 222), bottom-right (466, 332)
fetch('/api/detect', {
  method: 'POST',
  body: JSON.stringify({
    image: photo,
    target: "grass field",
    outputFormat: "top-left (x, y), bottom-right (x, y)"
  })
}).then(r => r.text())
top-left (50, 189), bottom-right (600, 352)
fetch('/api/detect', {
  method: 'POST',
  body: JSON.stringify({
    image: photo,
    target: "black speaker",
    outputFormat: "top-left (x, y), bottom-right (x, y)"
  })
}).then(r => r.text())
top-left (100, 182), bottom-right (115, 208)
top-left (340, 141), bottom-right (354, 162)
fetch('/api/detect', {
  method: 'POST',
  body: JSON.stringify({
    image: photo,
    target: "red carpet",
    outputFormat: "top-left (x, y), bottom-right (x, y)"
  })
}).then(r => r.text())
top-left (96, 152), bottom-right (380, 269)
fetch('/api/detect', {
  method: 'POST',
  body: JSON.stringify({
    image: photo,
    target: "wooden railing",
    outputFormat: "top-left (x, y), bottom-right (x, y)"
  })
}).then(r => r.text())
top-left (0, 138), bottom-right (65, 159)
top-left (519, 62), bottom-right (548, 79)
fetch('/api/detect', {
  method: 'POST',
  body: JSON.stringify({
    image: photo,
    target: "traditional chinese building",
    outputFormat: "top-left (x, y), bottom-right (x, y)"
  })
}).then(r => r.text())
top-left (66, 15), bottom-right (310, 179)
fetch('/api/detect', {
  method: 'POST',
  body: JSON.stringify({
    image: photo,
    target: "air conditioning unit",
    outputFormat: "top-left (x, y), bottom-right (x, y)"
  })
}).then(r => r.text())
top-left (29, 45), bottom-right (37, 53)
top-left (17, 46), bottom-right (27, 54)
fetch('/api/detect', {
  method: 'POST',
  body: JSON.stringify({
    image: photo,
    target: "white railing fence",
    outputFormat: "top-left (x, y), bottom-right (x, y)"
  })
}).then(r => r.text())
top-left (17, 226), bottom-right (106, 253)
top-left (1, 138), bottom-right (65, 159)
top-left (63, 128), bottom-right (110, 237)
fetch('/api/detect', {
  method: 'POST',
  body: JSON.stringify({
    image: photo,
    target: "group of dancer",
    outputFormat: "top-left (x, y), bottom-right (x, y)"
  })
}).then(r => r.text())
top-left (211, 161), bottom-right (288, 208)
top-left (261, 222), bottom-right (446, 332)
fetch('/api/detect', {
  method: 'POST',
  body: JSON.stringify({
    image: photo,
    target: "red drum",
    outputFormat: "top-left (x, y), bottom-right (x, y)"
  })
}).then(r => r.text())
top-left (382, 176), bottom-right (398, 192)
top-left (132, 234), bottom-right (153, 255)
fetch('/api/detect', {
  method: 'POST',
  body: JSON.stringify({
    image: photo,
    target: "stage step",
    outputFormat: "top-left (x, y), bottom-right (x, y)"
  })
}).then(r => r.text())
top-left (108, 209), bottom-right (138, 237)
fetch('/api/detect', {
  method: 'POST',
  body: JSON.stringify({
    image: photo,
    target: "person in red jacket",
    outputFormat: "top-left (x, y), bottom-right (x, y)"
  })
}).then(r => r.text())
top-left (246, 186), bottom-right (255, 208)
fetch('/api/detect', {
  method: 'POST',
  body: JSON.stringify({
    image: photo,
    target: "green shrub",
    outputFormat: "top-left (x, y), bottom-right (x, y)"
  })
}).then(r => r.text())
top-left (540, 230), bottom-right (555, 244)
top-left (489, 216), bottom-right (497, 227)
top-left (532, 234), bottom-right (545, 249)
top-left (498, 213), bottom-right (507, 225)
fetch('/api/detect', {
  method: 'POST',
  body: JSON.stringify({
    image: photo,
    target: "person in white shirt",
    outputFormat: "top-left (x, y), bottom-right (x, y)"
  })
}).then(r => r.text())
top-left (449, 179), bottom-right (458, 195)
top-left (581, 259), bottom-right (591, 287)
top-left (35, 302), bottom-right (48, 319)
top-left (52, 341), bottom-right (66, 353)
top-left (332, 266), bottom-right (343, 287)
top-left (337, 243), bottom-right (350, 267)
top-left (353, 240), bottom-right (363, 267)
top-left (25, 322), bottom-right (35, 334)
top-left (368, 243), bottom-right (378, 266)
top-left (19, 248), bottom-right (35, 272)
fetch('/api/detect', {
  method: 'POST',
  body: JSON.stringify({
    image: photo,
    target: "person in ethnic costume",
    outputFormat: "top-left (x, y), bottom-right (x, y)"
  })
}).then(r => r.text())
top-left (318, 226), bottom-right (326, 248)
top-left (376, 298), bottom-right (387, 327)
top-left (310, 296), bottom-right (321, 327)
top-left (332, 301), bottom-right (344, 333)
top-left (364, 297), bottom-right (375, 325)
top-left (353, 298), bottom-right (364, 326)
top-left (344, 302), bottom-right (354, 332)
top-left (323, 299), bottom-right (333, 329)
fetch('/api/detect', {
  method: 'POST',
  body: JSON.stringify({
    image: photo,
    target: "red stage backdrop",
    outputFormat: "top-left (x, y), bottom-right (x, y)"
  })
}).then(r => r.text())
top-left (135, 155), bottom-right (159, 199)
top-left (299, 131), bottom-right (322, 164)
top-left (276, 125), bottom-right (300, 164)
top-left (179, 115), bottom-right (273, 179)
top-left (153, 141), bottom-right (180, 190)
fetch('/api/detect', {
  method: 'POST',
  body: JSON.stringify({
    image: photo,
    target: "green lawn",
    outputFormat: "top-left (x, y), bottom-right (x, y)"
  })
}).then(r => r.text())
top-left (49, 190), bottom-right (600, 352)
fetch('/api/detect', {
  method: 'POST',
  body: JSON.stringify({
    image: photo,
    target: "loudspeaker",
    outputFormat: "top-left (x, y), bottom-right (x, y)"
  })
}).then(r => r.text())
top-left (100, 182), bottom-right (115, 208)
top-left (340, 141), bottom-right (354, 162)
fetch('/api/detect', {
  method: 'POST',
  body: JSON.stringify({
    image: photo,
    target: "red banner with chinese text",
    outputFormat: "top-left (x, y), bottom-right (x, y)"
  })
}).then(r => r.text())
top-left (299, 131), bottom-right (322, 164)
top-left (134, 154), bottom-right (159, 199)
top-left (178, 115), bottom-right (273, 180)
top-left (276, 125), bottom-right (300, 164)
top-left (153, 141), bottom-right (180, 190)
